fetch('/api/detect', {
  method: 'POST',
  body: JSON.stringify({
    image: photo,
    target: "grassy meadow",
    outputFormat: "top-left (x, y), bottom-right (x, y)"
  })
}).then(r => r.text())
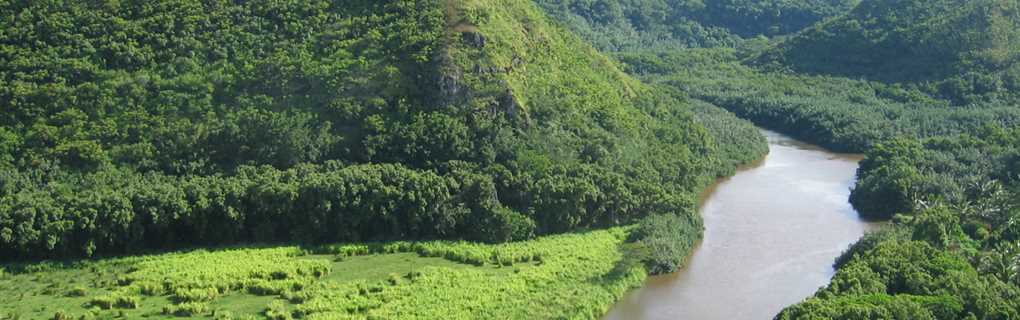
top-left (0, 228), bottom-right (644, 320)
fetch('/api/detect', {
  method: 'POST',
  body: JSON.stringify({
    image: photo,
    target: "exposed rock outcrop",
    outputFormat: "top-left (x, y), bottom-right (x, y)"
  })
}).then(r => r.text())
top-left (462, 31), bottom-right (487, 48)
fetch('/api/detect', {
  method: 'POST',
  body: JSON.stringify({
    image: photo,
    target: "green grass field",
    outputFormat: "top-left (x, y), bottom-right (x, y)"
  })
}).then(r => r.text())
top-left (0, 228), bottom-right (644, 320)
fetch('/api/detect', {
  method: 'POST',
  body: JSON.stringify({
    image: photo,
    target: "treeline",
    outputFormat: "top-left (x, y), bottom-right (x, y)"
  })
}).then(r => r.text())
top-left (852, 127), bottom-right (1020, 220)
top-left (0, 0), bottom-right (453, 259)
top-left (692, 0), bottom-right (859, 37)
top-left (684, 95), bottom-right (769, 175)
top-left (532, 0), bottom-right (856, 52)
top-left (3, 162), bottom-right (629, 258)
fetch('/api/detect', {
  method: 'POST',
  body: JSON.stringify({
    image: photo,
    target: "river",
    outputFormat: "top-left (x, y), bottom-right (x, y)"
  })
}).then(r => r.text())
top-left (604, 130), bottom-right (883, 320)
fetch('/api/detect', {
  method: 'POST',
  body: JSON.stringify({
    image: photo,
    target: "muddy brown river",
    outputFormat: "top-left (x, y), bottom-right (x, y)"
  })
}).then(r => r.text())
top-left (604, 130), bottom-right (882, 320)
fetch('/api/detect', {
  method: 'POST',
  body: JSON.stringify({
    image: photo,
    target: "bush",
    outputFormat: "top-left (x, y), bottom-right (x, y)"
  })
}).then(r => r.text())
top-left (114, 296), bottom-right (140, 309)
top-left (65, 287), bottom-right (87, 297)
top-left (386, 273), bottom-right (402, 286)
top-left (265, 301), bottom-right (293, 320)
top-left (87, 296), bottom-right (114, 310)
top-left (51, 311), bottom-right (72, 320)
top-left (172, 287), bottom-right (219, 303)
top-left (137, 282), bottom-right (165, 296)
top-left (163, 302), bottom-right (209, 317)
top-left (212, 310), bottom-right (234, 320)
top-left (631, 213), bottom-right (703, 274)
top-left (87, 294), bottom-right (140, 310)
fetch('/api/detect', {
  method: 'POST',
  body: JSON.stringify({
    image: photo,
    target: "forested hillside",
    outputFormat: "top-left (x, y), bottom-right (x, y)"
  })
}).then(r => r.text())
top-left (615, 48), bottom-right (1020, 152)
top-left (535, 0), bottom-right (1020, 154)
top-left (532, 0), bottom-right (857, 51)
top-left (10, 0), bottom-right (1020, 318)
top-left (0, 0), bottom-right (767, 264)
top-left (0, 0), bottom-right (775, 318)
top-left (758, 0), bottom-right (1020, 104)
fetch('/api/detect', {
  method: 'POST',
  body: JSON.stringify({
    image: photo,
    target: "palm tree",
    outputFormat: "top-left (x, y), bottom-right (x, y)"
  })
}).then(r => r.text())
top-left (1011, 242), bottom-right (1020, 286)
top-left (979, 242), bottom-right (1019, 285)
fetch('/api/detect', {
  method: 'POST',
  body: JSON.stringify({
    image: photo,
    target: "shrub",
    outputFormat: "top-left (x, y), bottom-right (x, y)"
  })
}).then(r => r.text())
top-left (494, 251), bottom-right (515, 267)
top-left (246, 279), bottom-right (287, 296)
top-left (212, 310), bottom-right (234, 320)
top-left (87, 296), bottom-right (114, 310)
top-left (163, 302), bottom-right (209, 317)
top-left (136, 282), bottom-right (165, 296)
top-left (265, 301), bottom-right (293, 320)
top-left (65, 287), bottom-right (87, 297)
top-left (631, 213), bottom-right (703, 274)
top-left (114, 296), bottom-right (140, 309)
top-left (87, 294), bottom-right (140, 310)
top-left (172, 287), bottom-right (219, 303)
top-left (386, 273), bottom-right (402, 286)
top-left (51, 311), bottom-right (72, 320)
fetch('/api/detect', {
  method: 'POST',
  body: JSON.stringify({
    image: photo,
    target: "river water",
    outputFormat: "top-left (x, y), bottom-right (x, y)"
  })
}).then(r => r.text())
top-left (604, 130), bottom-right (882, 320)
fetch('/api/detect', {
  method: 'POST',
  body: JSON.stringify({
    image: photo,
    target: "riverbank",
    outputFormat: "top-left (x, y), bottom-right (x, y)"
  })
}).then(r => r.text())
top-left (605, 130), bottom-right (881, 319)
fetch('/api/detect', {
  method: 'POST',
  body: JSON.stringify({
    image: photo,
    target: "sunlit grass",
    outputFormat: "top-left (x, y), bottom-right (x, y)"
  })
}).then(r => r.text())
top-left (0, 228), bottom-right (642, 320)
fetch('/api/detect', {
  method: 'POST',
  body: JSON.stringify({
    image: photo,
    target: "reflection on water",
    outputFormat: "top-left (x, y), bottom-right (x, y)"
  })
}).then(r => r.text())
top-left (604, 130), bottom-right (881, 320)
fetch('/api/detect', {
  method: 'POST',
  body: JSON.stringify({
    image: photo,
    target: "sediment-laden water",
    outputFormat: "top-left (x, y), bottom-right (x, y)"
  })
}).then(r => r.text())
top-left (605, 130), bottom-right (882, 320)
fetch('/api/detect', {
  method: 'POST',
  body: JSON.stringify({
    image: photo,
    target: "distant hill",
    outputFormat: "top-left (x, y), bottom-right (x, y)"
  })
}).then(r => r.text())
top-left (757, 0), bottom-right (1020, 103)
top-left (533, 0), bottom-right (858, 51)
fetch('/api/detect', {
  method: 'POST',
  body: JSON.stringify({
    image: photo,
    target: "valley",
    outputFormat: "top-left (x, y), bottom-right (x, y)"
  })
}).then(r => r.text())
top-left (2, 0), bottom-right (1019, 319)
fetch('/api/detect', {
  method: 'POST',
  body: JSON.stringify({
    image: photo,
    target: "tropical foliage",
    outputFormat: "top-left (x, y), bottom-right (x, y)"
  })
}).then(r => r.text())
top-left (16, 0), bottom-right (1020, 318)
top-left (663, 0), bottom-right (1020, 316)
top-left (532, 0), bottom-right (858, 52)
top-left (0, 0), bottom-right (765, 262)
top-left (575, 0), bottom-right (1020, 316)
top-left (614, 48), bottom-right (1020, 153)
top-left (758, 0), bottom-right (1020, 104)
top-left (0, 228), bottom-right (649, 319)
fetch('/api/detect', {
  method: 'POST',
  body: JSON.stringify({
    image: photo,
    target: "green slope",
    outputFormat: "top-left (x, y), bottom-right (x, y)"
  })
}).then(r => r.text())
top-left (532, 0), bottom-right (858, 52)
top-left (0, 0), bottom-right (769, 318)
top-left (758, 0), bottom-right (1020, 103)
top-left (0, 0), bottom-right (743, 260)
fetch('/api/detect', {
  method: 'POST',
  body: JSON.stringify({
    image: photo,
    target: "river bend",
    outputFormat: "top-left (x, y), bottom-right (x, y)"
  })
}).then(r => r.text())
top-left (605, 130), bottom-right (882, 320)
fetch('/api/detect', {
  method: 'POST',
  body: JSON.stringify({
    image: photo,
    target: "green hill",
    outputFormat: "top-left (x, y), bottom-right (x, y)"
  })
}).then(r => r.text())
top-left (758, 0), bottom-right (1020, 103)
top-left (0, 0), bottom-right (774, 318)
top-left (0, 0), bottom-right (751, 265)
top-left (532, 0), bottom-right (858, 52)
